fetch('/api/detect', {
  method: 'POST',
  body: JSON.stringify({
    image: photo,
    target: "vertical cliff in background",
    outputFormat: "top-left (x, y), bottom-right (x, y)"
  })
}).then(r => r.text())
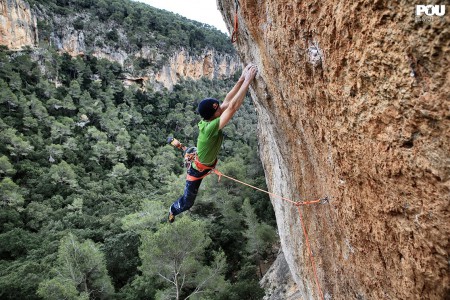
top-left (219, 0), bottom-right (449, 299)
top-left (155, 48), bottom-right (238, 90)
top-left (0, 0), bottom-right (239, 89)
top-left (0, 0), bottom-right (37, 49)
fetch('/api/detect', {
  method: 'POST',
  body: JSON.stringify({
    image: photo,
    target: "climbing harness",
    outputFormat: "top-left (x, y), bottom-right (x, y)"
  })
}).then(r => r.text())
top-left (167, 137), bottom-right (216, 181)
top-left (193, 156), bottom-right (217, 172)
top-left (185, 156), bottom-right (218, 182)
top-left (231, 0), bottom-right (239, 43)
top-left (168, 136), bottom-right (327, 299)
top-left (183, 146), bottom-right (197, 169)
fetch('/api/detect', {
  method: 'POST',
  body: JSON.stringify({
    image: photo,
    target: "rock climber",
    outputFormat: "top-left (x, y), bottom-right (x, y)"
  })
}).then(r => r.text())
top-left (168, 63), bottom-right (258, 223)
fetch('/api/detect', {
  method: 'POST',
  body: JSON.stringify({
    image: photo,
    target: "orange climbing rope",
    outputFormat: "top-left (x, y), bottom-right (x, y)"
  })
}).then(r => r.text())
top-left (231, 0), bottom-right (239, 43)
top-left (211, 169), bottom-right (326, 299)
top-left (296, 206), bottom-right (325, 300)
top-left (170, 138), bottom-right (324, 297)
top-left (213, 169), bottom-right (322, 206)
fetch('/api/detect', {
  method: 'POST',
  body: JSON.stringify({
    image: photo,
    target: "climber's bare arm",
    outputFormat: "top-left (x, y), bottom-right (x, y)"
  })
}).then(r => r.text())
top-left (221, 64), bottom-right (253, 110)
top-left (219, 66), bottom-right (257, 130)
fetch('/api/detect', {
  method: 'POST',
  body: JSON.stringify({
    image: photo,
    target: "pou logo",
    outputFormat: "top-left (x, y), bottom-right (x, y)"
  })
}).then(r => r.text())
top-left (416, 5), bottom-right (446, 16)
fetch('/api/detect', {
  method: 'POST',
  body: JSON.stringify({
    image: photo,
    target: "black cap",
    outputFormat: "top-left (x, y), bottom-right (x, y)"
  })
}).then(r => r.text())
top-left (198, 98), bottom-right (220, 120)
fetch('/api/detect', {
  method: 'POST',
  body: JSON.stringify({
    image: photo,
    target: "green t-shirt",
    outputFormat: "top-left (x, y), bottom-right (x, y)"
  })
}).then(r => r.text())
top-left (195, 117), bottom-right (223, 167)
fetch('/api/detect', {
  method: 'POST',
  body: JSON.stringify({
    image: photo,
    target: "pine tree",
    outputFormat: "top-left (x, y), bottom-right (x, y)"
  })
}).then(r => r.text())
top-left (242, 198), bottom-right (277, 278)
top-left (0, 155), bottom-right (15, 177)
top-left (0, 177), bottom-right (24, 209)
top-left (37, 233), bottom-right (114, 300)
top-left (48, 160), bottom-right (78, 188)
top-left (140, 217), bottom-right (227, 300)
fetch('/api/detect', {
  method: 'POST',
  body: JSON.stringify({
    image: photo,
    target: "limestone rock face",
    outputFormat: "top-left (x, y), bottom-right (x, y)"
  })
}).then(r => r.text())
top-left (47, 22), bottom-right (239, 89)
top-left (260, 250), bottom-right (302, 300)
top-left (219, 0), bottom-right (449, 299)
top-left (0, 0), bottom-right (37, 49)
top-left (155, 48), bottom-right (239, 89)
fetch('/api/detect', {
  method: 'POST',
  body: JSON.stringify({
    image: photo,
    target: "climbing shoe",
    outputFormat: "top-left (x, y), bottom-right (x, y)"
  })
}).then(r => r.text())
top-left (168, 211), bottom-right (175, 223)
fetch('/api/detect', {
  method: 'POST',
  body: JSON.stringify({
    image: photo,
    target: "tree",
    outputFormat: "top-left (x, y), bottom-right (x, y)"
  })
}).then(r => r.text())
top-left (62, 94), bottom-right (76, 111)
top-left (29, 96), bottom-right (49, 121)
top-left (63, 137), bottom-right (79, 152)
top-left (86, 126), bottom-right (107, 142)
top-left (0, 259), bottom-right (46, 300)
top-left (0, 24), bottom-right (274, 298)
top-left (8, 72), bottom-right (22, 92)
top-left (25, 201), bottom-right (53, 230)
top-left (67, 197), bottom-right (83, 214)
top-left (140, 217), bottom-right (227, 300)
top-left (0, 81), bottom-right (19, 111)
top-left (37, 277), bottom-right (87, 300)
top-left (50, 117), bottom-right (74, 144)
top-left (37, 233), bottom-right (114, 300)
top-left (47, 95), bottom-right (75, 111)
top-left (23, 115), bottom-right (39, 130)
top-left (46, 144), bottom-right (64, 163)
top-left (109, 162), bottom-right (129, 178)
top-left (130, 134), bottom-right (153, 164)
top-left (69, 80), bottom-right (82, 102)
top-left (0, 177), bottom-right (24, 209)
top-left (79, 90), bottom-right (103, 116)
top-left (123, 88), bottom-right (136, 106)
top-left (102, 231), bottom-right (141, 289)
top-left (0, 128), bottom-right (34, 160)
top-left (0, 155), bottom-right (15, 177)
top-left (48, 160), bottom-right (78, 188)
top-left (35, 78), bottom-right (56, 99)
top-left (90, 140), bottom-right (117, 164)
top-left (121, 200), bottom-right (166, 232)
top-left (47, 97), bottom-right (64, 111)
top-left (115, 128), bottom-right (131, 149)
top-left (242, 198), bottom-right (277, 278)
top-left (99, 107), bottom-right (123, 137)
top-left (151, 145), bottom-right (181, 186)
top-left (7, 135), bottom-right (34, 159)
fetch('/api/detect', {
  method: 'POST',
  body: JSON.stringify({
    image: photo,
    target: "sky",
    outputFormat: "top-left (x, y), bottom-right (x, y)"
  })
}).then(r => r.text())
top-left (134, 0), bottom-right (229, 34)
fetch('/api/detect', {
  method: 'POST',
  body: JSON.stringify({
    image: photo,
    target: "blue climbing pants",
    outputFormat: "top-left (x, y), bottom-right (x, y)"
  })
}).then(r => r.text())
top-left (170, 166), bottom-right (210, 216)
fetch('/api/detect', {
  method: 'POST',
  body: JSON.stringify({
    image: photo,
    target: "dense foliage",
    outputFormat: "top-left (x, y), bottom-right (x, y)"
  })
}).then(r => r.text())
top-left (0, 43), bottom-right (276, 299)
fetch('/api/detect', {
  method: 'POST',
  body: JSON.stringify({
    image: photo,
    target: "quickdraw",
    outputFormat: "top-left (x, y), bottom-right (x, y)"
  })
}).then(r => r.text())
top-left (231, 0), bottom-right (239, 43)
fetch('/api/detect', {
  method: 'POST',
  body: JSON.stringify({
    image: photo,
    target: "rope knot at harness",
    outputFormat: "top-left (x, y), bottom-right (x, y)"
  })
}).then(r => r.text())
top-left (213, 169), bottom-right (222, 181)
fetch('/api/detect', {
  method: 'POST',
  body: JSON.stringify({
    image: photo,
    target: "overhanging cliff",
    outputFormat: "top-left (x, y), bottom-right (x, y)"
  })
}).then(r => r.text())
top-left (219, 0), bottom-right (449, 299)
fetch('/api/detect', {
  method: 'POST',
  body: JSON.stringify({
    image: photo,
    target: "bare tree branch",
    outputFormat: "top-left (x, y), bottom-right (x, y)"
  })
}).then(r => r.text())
top-left (158, 272), bottom-right (175, 285)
